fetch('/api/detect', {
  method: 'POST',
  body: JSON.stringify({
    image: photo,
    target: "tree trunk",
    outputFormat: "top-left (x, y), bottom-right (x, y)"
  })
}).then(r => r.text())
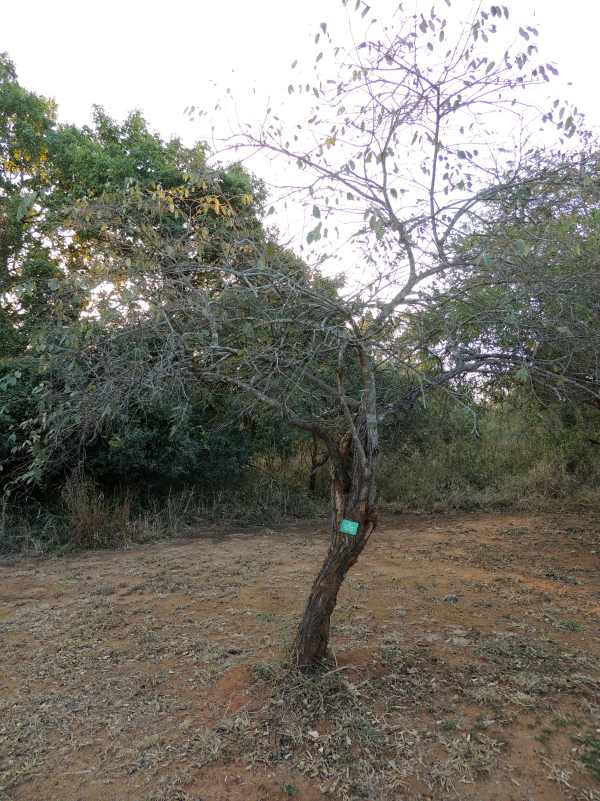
top-left (293, 500), bottom-right (377, 669)
top-left (308, 434), bottom-right (328, 495)
top-left (294, 345), bottom-right (379, 671)
top-left (294, 434), bottom-right (378, 669)
top-left (308, 434), bottom-right (319, 495)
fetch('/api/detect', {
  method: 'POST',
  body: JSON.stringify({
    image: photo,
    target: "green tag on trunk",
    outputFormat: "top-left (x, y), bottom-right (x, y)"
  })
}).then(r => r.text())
top-left (340, 518), bottom-right (359, 536)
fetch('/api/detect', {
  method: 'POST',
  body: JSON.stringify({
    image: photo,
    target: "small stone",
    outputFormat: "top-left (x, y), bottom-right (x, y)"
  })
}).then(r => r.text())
top-left (443, 594), bottom-right (459, 603)
top-left (307, 729), bottom-right (319, 740)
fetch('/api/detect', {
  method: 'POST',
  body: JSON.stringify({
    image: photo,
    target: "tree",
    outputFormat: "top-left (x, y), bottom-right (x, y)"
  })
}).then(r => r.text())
top-left (0, 52), bottom-right (58, 355)
top-left (205, 1), bottom-right (595, 668)
top-left (424, 149), bottom-right (600, 408)
top-left (23, 2), bottom-right (599, 670)
top-left (0, 63), bottom-right (276, 492)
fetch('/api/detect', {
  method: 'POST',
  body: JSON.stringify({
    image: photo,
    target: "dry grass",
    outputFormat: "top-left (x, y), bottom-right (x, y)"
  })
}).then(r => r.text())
top-left (1, 469), bottom-right (325, 557)
top-left (61, 471), bottom-right (136, 549)
top-left (1, 511), bottom-right (600, 800)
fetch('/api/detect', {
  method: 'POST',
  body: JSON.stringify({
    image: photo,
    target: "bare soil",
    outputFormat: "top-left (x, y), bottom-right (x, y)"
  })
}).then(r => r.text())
top-left (1, 512), bottom-right (600, 801)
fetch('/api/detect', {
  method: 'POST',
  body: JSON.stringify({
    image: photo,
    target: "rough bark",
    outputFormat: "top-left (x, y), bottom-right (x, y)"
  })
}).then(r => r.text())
top-left (294, 422), bottom-right (378, 669)
top-left (308, 434), bottom-right (328, 495)
top-left (293, 344), bottom-right (380, 670)
top-left (293, 497), bottom-right (377, 669)
top-left (308, 434), bottom-right (319, 495)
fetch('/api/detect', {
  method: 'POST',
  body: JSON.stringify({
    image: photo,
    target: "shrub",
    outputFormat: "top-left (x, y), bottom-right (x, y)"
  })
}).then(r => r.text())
top-left (61, 471), bottom-right (133, 549)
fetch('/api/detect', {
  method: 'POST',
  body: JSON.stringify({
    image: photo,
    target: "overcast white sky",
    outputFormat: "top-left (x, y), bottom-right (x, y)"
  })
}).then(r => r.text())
top-left (4, 0), bottom-right (600, 141)
top-left (3, 0), bottom-right (599, 265)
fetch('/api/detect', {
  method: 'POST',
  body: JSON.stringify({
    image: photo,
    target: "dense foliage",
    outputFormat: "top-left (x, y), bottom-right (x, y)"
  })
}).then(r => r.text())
top-left (0, 53), bottom-right (305, 503)
top-left (1, 34), bottom-right (600, 558)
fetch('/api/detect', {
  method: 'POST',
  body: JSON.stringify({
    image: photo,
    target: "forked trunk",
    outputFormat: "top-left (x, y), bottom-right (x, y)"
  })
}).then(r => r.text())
top-left (294, 345), bottom-right (379, 670)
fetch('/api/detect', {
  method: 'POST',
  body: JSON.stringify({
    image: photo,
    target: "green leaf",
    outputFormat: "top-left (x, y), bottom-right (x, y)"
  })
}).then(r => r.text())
top-left (514, 239), bottom-right (527, 256)
top-left (306, 222), bottom-right (322, 244)
top-left (16, 192), bottom-right (37, 222)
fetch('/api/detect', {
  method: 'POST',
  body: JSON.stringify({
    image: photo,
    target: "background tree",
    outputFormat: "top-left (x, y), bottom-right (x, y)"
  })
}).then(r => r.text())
top-left (423, 149), bottom-right (600, 407)
top-left (0, 60), bottom-right (284, 493)
top-left (0, 52), bottom-right (57, 354)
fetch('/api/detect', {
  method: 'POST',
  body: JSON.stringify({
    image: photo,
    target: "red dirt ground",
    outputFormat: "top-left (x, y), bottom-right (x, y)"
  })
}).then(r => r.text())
top-left (1, 512), bottom-right (599, 801)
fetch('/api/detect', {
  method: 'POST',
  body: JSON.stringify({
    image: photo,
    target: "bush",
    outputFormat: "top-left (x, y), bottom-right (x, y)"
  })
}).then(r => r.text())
top-left (378, 393), bottom-right (600, 512)
top-left (61, 471), bottom-right (134, 549)
top-left (0, 463), bottom-right (325, 555)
